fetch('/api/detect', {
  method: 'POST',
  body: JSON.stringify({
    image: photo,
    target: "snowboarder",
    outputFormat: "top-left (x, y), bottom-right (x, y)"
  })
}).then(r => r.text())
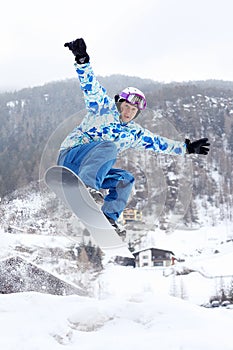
top-left (58, 38), bottom-right (210, 236)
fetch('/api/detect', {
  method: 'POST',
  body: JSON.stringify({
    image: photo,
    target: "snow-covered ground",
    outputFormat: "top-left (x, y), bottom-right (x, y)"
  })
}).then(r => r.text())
top-left (1, 264), bottom-right (233, 350)
top-left (1, 185), bottom-right (233, 349)
top-left (1, 224), bottom-right (233, 349)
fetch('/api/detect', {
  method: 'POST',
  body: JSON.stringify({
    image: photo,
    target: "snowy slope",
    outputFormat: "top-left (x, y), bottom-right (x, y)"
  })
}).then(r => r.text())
top-left (1, 265), bottom-right (233, 350)
top-left (1, 182), bottom-right (233, 349)
top-left (1, 225), bottom-right (233, 349)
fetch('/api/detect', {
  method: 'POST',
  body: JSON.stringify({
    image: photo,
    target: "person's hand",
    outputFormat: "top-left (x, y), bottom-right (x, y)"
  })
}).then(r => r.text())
top-left (185, 138), bottom-right (210, 155)
top-left (64, 38), bottom-right (89, 64)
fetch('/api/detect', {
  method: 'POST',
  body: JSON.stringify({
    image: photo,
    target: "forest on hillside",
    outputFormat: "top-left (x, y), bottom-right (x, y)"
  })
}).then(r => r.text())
top-left (1, 76), bottom-right (233, 228)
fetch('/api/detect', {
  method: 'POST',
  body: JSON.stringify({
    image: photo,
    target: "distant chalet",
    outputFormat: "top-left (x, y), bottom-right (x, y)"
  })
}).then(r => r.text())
top-left (133, 247), bottom-right (175, 268)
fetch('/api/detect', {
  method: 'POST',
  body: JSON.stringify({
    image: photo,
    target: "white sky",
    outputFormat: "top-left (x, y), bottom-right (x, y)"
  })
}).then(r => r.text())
top-left (1, 0), bottom-right (233, 91)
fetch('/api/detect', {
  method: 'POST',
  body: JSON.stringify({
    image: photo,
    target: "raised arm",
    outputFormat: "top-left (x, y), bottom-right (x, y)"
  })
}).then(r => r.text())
top-left (64, 38), bottom-right (114, 115)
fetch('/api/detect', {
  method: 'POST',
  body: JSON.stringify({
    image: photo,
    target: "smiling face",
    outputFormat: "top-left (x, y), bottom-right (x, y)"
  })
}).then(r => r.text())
top-left (120, 101), bottom-right (139, 123)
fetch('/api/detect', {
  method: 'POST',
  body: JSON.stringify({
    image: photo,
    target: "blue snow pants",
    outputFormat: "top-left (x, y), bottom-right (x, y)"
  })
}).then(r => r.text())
top-left (57, 141), bottom-right (135, 222)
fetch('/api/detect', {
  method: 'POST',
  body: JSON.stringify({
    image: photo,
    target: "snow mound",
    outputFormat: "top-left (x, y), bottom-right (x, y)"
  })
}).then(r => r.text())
top-left (1, 266), bottom-right (233, 350)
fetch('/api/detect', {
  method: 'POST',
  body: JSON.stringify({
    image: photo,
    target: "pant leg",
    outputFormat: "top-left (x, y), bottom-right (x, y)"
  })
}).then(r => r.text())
top-left (101, 168), bottom-right (135, 222)
top-left (58, 141), bottom-right (134, 222)
top-left (57, 141), bottom-right (118, 189)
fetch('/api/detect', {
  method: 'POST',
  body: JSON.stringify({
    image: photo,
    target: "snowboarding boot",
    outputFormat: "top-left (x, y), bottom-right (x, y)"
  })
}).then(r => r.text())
top-left (87, 187), bottom-right (104, 204)
top-left (104, 215), bottom-right (127, 240)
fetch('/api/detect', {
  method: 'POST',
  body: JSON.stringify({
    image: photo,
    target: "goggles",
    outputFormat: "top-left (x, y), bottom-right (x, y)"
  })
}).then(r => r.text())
top-left (120, 92), bottom-right (147, 110)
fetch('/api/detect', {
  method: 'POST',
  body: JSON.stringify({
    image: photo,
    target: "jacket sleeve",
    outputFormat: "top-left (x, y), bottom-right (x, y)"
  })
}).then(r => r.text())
top-left (74, 62), bottom-right (115, 115)
top-left (133, 125), bottom-right (187, 156)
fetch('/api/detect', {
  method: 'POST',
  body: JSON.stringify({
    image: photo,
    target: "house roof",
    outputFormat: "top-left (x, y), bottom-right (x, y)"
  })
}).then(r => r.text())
top-left (132, 247), bottom-right (175, 256)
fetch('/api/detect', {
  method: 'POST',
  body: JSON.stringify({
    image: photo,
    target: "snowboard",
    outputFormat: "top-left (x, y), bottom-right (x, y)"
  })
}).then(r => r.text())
top-left (44, 166), bottom-right (134, 258)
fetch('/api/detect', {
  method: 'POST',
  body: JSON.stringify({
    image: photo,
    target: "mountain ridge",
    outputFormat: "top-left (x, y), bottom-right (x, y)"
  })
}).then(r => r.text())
top-left (0, 75), bottom-right (232, 230)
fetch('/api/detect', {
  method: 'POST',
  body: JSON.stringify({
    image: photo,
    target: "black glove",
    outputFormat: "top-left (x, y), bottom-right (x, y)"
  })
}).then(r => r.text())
top-left (64, 38), bottom-right (90, 64)
top-left (185, 138), bottom-right (210, 155)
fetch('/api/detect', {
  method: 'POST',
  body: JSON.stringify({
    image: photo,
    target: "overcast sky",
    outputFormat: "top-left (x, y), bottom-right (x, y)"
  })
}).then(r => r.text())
top-left (1, 0), bottom-right (233, 91)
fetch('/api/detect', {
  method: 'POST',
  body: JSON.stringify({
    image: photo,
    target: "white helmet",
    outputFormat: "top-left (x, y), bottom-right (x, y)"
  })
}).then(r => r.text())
top-left (117, 87), bottom-right (147, 110)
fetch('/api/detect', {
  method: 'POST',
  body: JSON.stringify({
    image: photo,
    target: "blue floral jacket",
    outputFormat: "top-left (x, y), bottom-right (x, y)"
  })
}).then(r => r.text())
top-left (60, 62), bottom-right (187, 156)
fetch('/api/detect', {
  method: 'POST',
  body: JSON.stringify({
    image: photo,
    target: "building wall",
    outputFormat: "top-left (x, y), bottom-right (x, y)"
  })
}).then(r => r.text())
top-left (138, 249), bottom-right (152, 267)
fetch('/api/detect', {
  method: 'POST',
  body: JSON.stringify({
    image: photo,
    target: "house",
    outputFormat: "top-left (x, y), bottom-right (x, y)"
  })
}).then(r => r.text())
top-left (0, 256), bottom-right (86, 296)
top-left (121, 209), bottom-right (143, 225)
top-left (133, 247), bottom-right (175, 268)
